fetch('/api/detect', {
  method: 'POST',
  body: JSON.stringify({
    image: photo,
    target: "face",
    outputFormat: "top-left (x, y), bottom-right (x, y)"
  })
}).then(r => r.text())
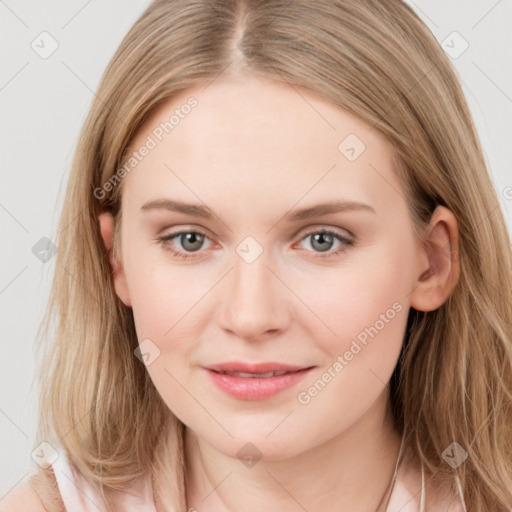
top-left (100, 76), bottom-right (440, 461)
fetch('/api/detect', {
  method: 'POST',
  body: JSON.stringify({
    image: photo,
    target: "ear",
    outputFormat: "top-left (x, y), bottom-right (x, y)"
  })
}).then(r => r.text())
top-left (409, 205), bottom-right (460, 312)
top-left (98, 211), bottom-right (132, 308)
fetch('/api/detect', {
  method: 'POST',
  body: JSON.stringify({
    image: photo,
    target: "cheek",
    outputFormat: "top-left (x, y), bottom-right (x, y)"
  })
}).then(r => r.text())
top-left (126, 250), bottom-right (209, 340)
top-left (125, 261), bottom-right (205, 421)
top-left (296, 277), bottom-right (407, 378)
top-left (296, 244), bottom-right (410, 334)
top-left (292, 258), bottom-right (409, 431)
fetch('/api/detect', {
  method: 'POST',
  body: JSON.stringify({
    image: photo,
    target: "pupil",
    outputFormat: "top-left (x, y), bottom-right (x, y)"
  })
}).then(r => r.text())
top-left (183, 233), bottom-right (203, 251)
top-left (313, 233), bottom-right (332, 252)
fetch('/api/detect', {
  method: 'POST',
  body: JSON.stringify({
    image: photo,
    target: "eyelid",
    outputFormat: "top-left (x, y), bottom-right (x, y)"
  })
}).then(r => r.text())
top-left (294, 224), bottom-right (354, 241)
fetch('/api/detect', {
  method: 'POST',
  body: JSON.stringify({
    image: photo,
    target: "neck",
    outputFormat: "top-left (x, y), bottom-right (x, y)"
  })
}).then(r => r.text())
top-left (183, 389), bottom-right (403, 512)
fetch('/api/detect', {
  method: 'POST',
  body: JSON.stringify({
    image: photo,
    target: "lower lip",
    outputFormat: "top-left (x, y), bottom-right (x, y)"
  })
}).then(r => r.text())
top-left (205, 367), bottom-right (314, 400)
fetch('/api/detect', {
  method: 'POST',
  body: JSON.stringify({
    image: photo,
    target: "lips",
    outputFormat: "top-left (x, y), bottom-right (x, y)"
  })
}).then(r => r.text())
top-left (204, 363), bottom-right (314, 400)
top-left (204, 365), bottom-right (313, 400)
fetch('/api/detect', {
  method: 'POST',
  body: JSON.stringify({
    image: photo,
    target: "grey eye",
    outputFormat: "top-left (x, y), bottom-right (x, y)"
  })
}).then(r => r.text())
top-left (308, 232), bottom-right (335, 252)
top-left (178, 232), bottom-right (205, 252)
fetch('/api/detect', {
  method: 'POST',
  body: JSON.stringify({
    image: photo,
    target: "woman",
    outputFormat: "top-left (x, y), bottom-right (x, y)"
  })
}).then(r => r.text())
top-left (4, 0), bottom-right (512, 511)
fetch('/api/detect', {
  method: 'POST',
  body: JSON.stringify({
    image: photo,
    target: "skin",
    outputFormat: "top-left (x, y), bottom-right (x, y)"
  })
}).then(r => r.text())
top-left (99, 75), bottom-right (459, 512)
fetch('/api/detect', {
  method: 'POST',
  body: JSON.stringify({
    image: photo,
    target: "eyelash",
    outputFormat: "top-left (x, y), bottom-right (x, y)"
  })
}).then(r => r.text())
top-left (158, 228), bottom-right (354, 260)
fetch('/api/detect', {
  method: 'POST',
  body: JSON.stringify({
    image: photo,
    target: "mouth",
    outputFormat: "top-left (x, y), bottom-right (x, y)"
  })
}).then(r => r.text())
top-left (205, 361), bottom-right (313, 374)
top-left (203, 363), bottom-right (315, 400)
top-left (212, 370), bottom-right (297, 378)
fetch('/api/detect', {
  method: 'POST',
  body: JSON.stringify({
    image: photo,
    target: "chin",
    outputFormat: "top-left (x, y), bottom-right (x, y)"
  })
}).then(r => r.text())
top-left (209, 432), bottom-right (306, 464)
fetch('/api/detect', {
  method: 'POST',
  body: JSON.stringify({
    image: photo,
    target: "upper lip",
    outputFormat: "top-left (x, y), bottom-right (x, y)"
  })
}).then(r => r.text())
top-left (205, 362), bottom-right (313, 374)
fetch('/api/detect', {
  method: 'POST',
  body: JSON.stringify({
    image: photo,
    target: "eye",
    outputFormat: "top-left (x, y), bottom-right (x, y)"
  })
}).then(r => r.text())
top-left (295, 228), bottom-right (354, 259)
top-left (158, 227), bottom-right (354, 260)
top-left (158, 229), bottom-right (212, 259)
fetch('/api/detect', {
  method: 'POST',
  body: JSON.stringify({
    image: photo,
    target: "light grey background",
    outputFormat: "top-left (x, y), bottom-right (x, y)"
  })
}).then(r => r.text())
top-left (1, 0), bottom-right (511, 495)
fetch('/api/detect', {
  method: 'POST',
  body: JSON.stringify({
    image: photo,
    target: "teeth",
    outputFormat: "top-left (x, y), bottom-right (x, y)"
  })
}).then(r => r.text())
top-left (220, 370), bottom-right (288, 378)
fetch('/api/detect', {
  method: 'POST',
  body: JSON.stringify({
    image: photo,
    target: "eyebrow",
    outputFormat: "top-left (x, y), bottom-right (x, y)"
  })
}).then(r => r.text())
top-left (140, 198), bottom-right (376, 221)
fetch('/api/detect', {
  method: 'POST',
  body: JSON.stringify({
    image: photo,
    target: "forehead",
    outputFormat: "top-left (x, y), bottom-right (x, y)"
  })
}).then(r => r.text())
top-left (121, 77), bottom-right (404, 216)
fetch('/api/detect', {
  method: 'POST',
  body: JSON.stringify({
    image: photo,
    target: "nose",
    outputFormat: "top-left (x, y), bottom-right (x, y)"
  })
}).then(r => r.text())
top-left (217, 250), bottom-right (291, 341)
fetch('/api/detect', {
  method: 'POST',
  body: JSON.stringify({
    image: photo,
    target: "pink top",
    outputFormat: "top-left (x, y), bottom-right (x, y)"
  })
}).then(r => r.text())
top-left (50, 446), bottom-right (467, 511)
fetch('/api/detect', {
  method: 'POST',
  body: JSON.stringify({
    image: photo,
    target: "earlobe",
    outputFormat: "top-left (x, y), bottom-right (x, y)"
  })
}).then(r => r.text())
top-left (98, 212), bottom-right (132, 307)
top-left (409, 206), bottom-right (460, 312)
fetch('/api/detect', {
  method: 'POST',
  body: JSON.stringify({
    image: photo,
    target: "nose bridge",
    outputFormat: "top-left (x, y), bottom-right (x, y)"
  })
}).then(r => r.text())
top-left (232, 249), bottom-right (271, 300)
top-left (219, 241), bottom-right (287, 338)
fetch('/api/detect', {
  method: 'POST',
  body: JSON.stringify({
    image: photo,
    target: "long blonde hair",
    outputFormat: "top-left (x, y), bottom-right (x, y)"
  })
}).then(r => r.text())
top-left (31, 0), bottom-right (512, 510)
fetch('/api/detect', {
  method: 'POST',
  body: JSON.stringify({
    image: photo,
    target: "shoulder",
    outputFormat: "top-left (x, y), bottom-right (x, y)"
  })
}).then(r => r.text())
top-left (0, 470), bottom-right (66, 512)
top-left (0, 480), bottom-right (47, 512)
